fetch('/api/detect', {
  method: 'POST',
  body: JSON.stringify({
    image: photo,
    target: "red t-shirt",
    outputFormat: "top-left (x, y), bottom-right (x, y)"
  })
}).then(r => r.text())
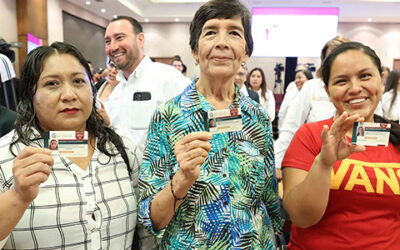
top-left (283, 118), bottom-right (400, 250)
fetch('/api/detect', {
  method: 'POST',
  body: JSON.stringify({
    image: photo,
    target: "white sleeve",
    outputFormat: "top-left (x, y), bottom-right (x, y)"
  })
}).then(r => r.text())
top-left (278, 90), bottom-right (298, 130)
top-left (274, 81), bottom-right (314, 169)
top-left (381, 91), bottom-right (392, 120)
top-left (267, 90), bottom-right (276, 122)
top-left (162, 68), bottom-right (187, 101)
top-left (374, 99), bottom-right (383, 117)
top-left (0, 236), bottom-right (9, 249)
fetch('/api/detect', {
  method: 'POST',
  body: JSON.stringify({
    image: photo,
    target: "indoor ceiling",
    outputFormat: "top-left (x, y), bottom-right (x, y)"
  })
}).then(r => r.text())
top-left (66, 0), bottom-right (400, 23)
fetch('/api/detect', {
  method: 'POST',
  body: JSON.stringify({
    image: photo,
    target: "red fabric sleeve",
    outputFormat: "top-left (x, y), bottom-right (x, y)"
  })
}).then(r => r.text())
top-left (282, 119), bottom-right (332, 171)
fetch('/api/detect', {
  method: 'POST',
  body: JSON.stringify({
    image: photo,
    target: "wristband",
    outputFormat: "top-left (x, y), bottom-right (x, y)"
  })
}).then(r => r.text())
top-left (170, 179), bottom-right (186, 212)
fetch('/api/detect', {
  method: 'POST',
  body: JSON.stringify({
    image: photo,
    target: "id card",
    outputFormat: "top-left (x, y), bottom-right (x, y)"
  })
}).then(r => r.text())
top-left (44, 131), bottom-right (89, 157)
top-left (206, 108), bottom-right (243, 134)
top-left (351, 122), bottom-right (391, 147)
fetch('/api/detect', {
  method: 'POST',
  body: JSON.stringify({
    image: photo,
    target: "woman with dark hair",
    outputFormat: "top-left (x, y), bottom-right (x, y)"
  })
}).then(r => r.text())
top-left (247, 67), bottom-right (276, 121)
top-left (282, 42), bottom-right (400, 249)
top-left (278, 69), bottom-right (314, 130)
top-left (382, 70), bottom-right (400, 121)
top-left (0, 42), bottom-right (138, 249)
top-left (138, 0), bottom-right (282, 248)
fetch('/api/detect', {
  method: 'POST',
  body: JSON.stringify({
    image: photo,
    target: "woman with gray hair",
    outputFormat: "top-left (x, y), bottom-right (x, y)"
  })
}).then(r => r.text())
top-left (138, 0), bottom-right (283, 248)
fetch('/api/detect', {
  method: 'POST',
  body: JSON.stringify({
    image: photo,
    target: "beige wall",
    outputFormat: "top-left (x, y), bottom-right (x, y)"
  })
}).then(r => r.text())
top-left (142, 22), bottom-right (197, 79)
top-left (2, 1), bottom-right (400, 82)
top-left (142, 22), bottom-right (400, 89)
top-left (339, 22), bottom-right (400, 70)
top-left (0, 0), bottom-right (19, 74)
top-left (47, 0), bottom-right (64, 44)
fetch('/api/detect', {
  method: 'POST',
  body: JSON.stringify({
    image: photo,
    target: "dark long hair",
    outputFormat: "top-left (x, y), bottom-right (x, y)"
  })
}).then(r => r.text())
top-left (247, 67), bottom-right (267, 101)
top-left (321, 41), bottom-right (400, 147)
top-left (383, 70), bottom-right (400, 112)
top-left (11, 42), bottom-right (128, 164)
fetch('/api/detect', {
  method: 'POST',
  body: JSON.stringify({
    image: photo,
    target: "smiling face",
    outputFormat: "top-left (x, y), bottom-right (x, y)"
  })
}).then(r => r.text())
top-left (33, 53), bottom-right (93, 131)
top-left (295, 71), bottom-right (308, 90)
top-left (105, 19), bottom-right (144, 77)
top-left (107, 62), bottom-right (119, 83)
top-left (327, 49), bottom-right (384, 122)
top-left (192, 17), bottom-right (248, 81)
top-left (249, 69), bottom-right (263, 90)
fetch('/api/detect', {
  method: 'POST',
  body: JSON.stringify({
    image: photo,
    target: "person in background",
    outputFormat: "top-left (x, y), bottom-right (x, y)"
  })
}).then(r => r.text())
top-left (234, 64), bottom-right (259, 103)
top-left (382, 65), bottom-right (390, 86)
top-left (382, 70), bottom-right (400, 122)
top-left (0, 53), bottom-right (17, 137)
top-left (139, 0), bottom-right (283, 248)
top-left (172, 57), bottom-right (184, 73)
top-left (104, 16), bottom-right (188, 155)
top-left (0, 52), bottom-right (19, 111)
top-left (95, 62), bottom-right (120, 126)
top-left (0, 83), bottom-right (16, 137)
top-left (274, 36), bottom-right (351, 181)
top-left (0, 42), bottom-right (139, 249)
top-left (93, 67), bottom-right (107, 86)
top-left (282, 42), bottom-right (400, 249)
top-left (278, 69), bottom-right (313, 130)
top-left (247, 67), bottom-right (276, 121)
top-left (172, 56), bottom-right (192, 85)
top-left (97, 62), bottom-right (120, 102)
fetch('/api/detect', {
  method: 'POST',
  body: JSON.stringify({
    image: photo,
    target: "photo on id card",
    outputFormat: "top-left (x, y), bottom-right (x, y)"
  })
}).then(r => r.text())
top-left (205, 108), bottom-right (243, 134)
top-left (44, 131), bottom-right (89, 157)
top-left (351, 122), bottom-right (391, 147)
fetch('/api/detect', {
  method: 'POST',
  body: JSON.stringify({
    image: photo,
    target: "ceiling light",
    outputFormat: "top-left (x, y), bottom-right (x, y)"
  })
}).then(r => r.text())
top-left (101, 8), bottom-right (106, 13)
top-left (85, 1), bottom-right (91, 5)
top-left (174, 18), bottom-right (180, 22)
top-left (113, 15), bottom-right (118, 19)
top-left (368, 18), bottom-right (372, 22)
top-left (144, 18), bottom-right (149, 23)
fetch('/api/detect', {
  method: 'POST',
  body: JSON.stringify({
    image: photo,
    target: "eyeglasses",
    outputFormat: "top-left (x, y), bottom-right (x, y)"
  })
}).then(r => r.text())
top-left (108, 63), bottom-right (117, 69)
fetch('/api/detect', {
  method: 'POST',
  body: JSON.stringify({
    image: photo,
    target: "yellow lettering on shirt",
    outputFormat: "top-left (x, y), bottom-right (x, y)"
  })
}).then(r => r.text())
top-left (331, 159), bottom-right (400, 194)
top-left (344, 164), bottom-right (374, 192)
top-left (374, 168), bottom-right (399, 194)
top-left (331, 159), bottom-right (351, 190)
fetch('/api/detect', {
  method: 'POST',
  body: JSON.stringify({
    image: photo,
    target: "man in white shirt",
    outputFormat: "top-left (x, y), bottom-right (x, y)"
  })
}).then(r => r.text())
top-left (104, 16), bottom-right (188, 155)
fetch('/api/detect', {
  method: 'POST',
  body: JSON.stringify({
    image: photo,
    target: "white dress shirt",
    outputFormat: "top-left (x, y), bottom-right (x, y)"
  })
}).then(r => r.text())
top-left (382, 89), bottom-right (400, 121)
top-left (257, 88), bottom-right (276, 121)
top-left (240, 84), bottom-right (249, 96)
top-left (275, 78), bottom-right (335, 169)
top-left (278, 81), bottom-right (299, 130)
top-left (107, 56), bottom-right (188, 154)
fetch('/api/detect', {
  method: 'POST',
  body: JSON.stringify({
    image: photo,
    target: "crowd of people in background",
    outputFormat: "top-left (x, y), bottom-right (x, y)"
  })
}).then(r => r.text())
top-left (1, 0), bottom-right (400, 249)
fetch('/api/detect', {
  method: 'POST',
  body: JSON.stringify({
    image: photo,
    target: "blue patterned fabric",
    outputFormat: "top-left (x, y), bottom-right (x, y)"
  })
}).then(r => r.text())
top-left (139, 81), bottom-right (283, 249)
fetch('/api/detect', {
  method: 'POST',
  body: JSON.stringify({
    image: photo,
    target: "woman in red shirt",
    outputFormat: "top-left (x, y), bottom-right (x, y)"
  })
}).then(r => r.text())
top-left (282, 42), bottom-right (400, 249)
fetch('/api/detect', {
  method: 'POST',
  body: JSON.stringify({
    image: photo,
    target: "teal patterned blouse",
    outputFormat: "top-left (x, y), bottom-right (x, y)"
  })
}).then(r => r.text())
top-left (139, 81), bottom-right (283, 249)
